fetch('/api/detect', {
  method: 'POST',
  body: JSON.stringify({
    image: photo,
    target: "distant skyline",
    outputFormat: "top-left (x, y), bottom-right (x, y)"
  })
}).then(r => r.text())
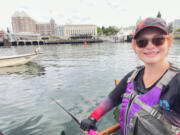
top-left (1, 0), bottom-right (180, 31)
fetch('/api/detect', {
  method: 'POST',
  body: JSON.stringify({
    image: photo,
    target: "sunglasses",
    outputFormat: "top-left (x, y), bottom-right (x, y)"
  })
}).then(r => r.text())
top-left (135, 35), bottom-right (169, 48)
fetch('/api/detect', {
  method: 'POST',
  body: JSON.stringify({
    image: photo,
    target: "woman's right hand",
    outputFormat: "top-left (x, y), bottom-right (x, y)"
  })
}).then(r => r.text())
top-left (80, 116), bottom-right (97, 134)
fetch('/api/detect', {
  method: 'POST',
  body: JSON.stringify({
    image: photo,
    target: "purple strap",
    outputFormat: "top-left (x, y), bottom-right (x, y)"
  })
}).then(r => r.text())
top-left (0, 131), bottom-right (3, 135)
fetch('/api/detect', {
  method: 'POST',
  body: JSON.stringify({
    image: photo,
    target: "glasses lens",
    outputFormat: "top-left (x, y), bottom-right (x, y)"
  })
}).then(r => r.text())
top-left (152, 36), bottom-right (165, 46)
top-left (136, 39), bottom-right (148, 48)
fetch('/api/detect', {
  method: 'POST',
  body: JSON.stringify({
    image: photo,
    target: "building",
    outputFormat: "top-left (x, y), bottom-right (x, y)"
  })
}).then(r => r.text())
top-left (56, 25), bottom-right (64, 37)
top-left (119, 26), bottom-right (135, 35)
top-left (0, 30), bottom-right (5, 40)
top-left (9, 32), bottom-right (41, 41)
top-left (11, 11), bottom-right (36, 33)
top-left (36, 18), bottom-right (56, 36)
top-left (36, 23), bottom-right (51, 36)
top-left (63, 24), bottom-right (97, 38)
top-left (50, 18), bottom-right (56, 36)
top-left (11, 11), bottom-right (56, 36)
top-left (173, 19), bottom-right (180, 33)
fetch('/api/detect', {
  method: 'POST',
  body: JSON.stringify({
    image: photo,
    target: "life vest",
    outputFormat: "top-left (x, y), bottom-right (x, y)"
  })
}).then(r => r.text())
top-left (119, 64), bottom-right (180, 135)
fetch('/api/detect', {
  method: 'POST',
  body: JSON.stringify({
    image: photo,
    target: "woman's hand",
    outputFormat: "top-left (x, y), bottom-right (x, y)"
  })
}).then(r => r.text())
top-left (80, 116), bottom-right (97, 134)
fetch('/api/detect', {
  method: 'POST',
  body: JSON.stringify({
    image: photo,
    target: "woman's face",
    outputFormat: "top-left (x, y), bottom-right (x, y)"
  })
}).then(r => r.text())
top-left (132, 28), bottom-right (172, 65)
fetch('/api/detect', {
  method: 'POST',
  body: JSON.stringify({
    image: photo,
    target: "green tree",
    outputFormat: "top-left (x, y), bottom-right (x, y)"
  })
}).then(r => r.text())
top-left (103, 26), bottom-right (119, 36)
top-left (168, 22), bottom-right (173, 33)
top-left (102, 26), bottom-right (105, 31)
top-left (97, 27), bottom-right (103, 35)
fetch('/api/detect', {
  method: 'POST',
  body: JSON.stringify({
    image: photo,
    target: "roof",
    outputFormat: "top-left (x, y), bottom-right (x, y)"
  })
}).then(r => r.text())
top-left (12, 11), bottom-right (30, 17)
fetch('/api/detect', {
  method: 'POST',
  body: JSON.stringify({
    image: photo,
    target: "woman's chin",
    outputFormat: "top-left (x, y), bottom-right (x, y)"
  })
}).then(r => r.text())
top-left (141, 58), bottom-right (160, 65)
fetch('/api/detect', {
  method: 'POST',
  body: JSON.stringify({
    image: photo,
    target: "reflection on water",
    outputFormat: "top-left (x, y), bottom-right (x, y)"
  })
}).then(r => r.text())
top-left (0, 65), bottom-right (29, 74)
top-left (0, 62), bottom-right (45, 76)
top-left (0, 41), bottom-right (180, 135)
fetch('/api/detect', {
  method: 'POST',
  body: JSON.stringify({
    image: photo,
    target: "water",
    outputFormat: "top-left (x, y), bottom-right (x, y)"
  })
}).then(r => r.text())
top-left (0, 41), bottom-right (180, 135)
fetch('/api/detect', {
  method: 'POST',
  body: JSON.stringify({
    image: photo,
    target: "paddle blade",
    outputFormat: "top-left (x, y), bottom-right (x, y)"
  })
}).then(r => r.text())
top-left (60, 131), bottom-right (66, 135)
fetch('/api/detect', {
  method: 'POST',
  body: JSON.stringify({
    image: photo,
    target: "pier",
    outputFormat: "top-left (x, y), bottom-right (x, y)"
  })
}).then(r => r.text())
top-left (2, 38), bottom-right (103, 46)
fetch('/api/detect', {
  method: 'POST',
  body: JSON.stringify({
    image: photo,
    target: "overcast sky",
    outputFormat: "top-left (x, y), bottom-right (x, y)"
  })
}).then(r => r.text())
top-left (1, 0), bottom-right (180, 31)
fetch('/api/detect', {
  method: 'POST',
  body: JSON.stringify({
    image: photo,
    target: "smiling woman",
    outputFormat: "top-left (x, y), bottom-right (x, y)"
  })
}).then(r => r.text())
top-left (80, 17), bottom-right (180, 135)
top-left (132, 27), bottom-right (172, 66)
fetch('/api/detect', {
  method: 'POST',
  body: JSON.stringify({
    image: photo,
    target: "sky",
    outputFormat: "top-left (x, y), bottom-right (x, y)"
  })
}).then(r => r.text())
top-left (1, 0), bottom-right (180, 31)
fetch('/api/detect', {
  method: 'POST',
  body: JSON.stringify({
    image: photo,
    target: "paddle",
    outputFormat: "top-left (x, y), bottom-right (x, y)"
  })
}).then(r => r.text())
top-left (99, 124), bottom-right (120, 135)
top-left (52, 80), bottom-right (121, 135)
top-left (50, 97), bottom-right (98, 135)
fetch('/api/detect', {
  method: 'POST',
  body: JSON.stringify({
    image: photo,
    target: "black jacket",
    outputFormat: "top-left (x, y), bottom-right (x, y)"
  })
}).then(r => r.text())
top-left (109, 67), bottom-right (180, 127)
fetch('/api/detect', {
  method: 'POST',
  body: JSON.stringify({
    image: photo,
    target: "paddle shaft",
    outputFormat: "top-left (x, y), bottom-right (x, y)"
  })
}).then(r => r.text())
top-left (51, 80), bottom-right (121, 135)
top-left (50, 97), bottom-right (80, 125)
top-left (99, 123), bottom-right (120, 135)
top-left (50, 97), bottom-right (98, 135)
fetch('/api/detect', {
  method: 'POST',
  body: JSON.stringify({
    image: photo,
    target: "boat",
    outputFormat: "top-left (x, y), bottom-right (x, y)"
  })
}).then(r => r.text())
top-left (0, 48), bottom-right (42, 68)
top-left (125, 33), bottom-right (135, 42)
top-left (98, 35), bottom-right (125, 43)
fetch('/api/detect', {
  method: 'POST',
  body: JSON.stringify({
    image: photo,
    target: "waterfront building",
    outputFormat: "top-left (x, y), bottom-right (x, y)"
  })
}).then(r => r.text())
top-left (63, 24), bottom-right (97, 38)
top-left (173, 19), bottom-right (180, 39)
top-left (173, 19), bottom-right (180, 33)
top-left (11, 11), bottom-right (36, 33)
top-left (0, 30), bottom-right (5, 40)
top-left (36, 18), bottom-right (56, 36)
top-left (56, 25), bottom-right (64, 37)
top-left (50, 18), bottom-right (56, 36)
top-left (119, 26), bottom-right (135, 35)
top-left (9, 32), bottom-right (41, 41)
top-left (36, 23), bottom-right (51, 36)
top-left (12, 11), bottom-right (56, 36)
top-left (0, 31), bottom-right (4, 46)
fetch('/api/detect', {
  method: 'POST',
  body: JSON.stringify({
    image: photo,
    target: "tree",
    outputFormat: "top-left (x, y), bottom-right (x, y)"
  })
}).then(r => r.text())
top-left (103, 26), bottom-right (119, 36)
top-left (157, 11), bottom-right (161, 18)
top-left (102, 26), bottom-right (105, 31)
top-left (97, 26), bottom-right (119, 36)
top-left (167, 22), bottom-right (173, 33)
top-left (97, 27), bottom-right (103, 35)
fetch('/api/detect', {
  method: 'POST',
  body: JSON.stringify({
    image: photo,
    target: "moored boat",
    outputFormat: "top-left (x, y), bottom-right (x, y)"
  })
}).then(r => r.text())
top-left (0, 48), bottom-right (42, 67)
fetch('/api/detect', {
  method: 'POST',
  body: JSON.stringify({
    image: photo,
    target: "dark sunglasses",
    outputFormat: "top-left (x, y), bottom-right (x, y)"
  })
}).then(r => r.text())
top-left (135, 35), bottom-right (169, 48)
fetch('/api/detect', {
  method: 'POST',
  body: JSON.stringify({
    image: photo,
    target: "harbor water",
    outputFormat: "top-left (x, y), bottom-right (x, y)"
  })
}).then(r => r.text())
top-left (0, 41), bottom-right (180, 135)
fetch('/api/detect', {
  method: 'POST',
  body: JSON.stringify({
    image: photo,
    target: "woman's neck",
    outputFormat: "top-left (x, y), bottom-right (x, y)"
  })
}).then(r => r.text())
top-left (144, 60), bottom-right (169, 75)
top-left (143, 60), bottom-right (170, 88)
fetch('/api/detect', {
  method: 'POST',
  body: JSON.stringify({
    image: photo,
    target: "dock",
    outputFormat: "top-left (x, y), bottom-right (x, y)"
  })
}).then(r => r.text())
top-left (1, 38), bottom-right (103, 46)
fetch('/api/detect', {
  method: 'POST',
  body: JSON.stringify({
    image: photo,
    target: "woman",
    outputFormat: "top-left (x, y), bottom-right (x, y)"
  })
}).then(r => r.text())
top-left (80, 17), bottom-right (180, 135)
